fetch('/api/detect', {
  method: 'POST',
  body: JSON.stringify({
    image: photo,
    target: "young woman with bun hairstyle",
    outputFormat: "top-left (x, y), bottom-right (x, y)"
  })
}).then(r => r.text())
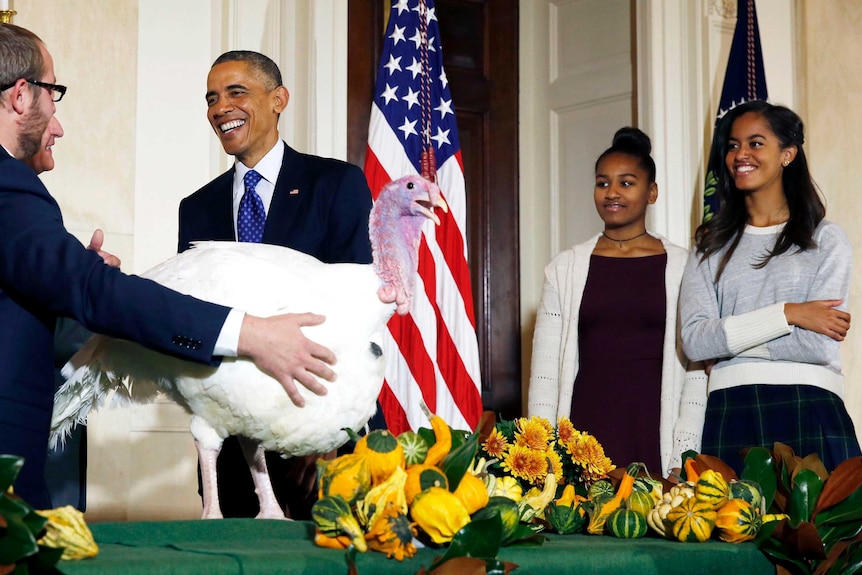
top-left (528, 127), bottom-right (704, 477)
top-left (678, 100), bottom-right (860, 473)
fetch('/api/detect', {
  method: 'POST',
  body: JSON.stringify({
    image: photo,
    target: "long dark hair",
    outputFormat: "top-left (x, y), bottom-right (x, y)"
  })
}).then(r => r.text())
top-left (595, 127), bottom-right (656, 184)
top-left (694, 100), bottom-right (824, 280)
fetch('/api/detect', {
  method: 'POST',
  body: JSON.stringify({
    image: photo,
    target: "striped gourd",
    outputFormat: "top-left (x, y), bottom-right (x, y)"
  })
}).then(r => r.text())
top-left (729, 479), bottom-right (763, 511)
top-left (666, 497), bottom-right (717, 542)
top-left (715, 499), bottom-right (761, 543)
top-left (627, 490), bottom-right (655, 516)
top-left (695, 469), bottom-right (731, 510)
top-left (606, 508), bottom-right (647, 538)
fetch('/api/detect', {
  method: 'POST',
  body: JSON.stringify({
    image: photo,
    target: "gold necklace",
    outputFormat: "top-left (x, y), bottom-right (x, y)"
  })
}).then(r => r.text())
top-left (601, 230), bottom-right (648, 248)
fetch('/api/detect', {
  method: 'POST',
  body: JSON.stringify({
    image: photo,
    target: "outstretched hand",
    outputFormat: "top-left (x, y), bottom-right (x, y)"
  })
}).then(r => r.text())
top-left (87, 228), bottom-right (122, 268)
top-left (784, 300), bottom-right (851, 341)
top-left (237, 312), bottom-right (337, 407)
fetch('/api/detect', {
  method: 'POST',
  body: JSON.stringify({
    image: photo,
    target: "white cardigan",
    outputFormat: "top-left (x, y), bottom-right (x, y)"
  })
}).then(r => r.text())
top-left (527, 233), bottom-right (706, 476)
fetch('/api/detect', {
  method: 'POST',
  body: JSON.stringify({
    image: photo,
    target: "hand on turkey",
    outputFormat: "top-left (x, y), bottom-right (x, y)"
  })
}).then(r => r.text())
top-left (239, 312), bottom-right (337, 407)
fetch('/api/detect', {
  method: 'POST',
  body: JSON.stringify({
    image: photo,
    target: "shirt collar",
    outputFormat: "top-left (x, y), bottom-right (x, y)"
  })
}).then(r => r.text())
top-left (234, 139), bottom-right (284, 185)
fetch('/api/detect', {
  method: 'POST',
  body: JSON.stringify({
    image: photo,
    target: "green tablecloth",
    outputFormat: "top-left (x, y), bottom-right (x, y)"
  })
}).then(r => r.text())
top-left (57, 519), bottom-right (775, 575)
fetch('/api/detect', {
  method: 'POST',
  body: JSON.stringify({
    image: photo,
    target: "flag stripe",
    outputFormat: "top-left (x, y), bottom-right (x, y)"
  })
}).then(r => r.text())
top-left (364, 0), bottom-right (482, 435)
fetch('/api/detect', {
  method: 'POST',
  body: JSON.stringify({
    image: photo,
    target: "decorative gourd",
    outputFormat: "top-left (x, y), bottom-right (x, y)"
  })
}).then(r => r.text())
top-left (646, 483), bottom-right (695, 537)
top-left (545, 500), bottom-right (587, 535)
top-left (627, 490), bottom-right (655, 516)
top-left (588, 479), bottom-right (615, 501)
top-left (36, 505), bottom-right (99, 560)
top-left (453, 470), bottom-right (490, 515)
top-left (312, 495), bottom-right (368, 552)
top-left (695, 469), bottom-right (731, 510)
top-left (404, 463), bottom-right (449, 505)
top-left (729, 479), bottom-right (763, 511)
top-left (397, 431), bottom-right (429, 466)
top-left (421, 402), bottom-right (452, 466)
top-left (353, 429), bottom-right (406, 485)
top-left (606, 508), bottom-right (648, 538)
top-left (357, 465), bottom-right (408, 528)
top-left (410, 486), bottom-right (471, 544)
top-left (666, 497), bottom-right (717, 542)
top-left (364, 504), bottom-right (418, 561)
top-left (587, 462), bottom-right (642, 535)
top-left (683, 458), bottom-right (700, 483)
top-left (317, 452), bottom-right (371, 504)
top-left (633, 475), bottom-right (663, 504)
top-left (555, 484), bottom-right (586, 510)
top-left (519, 464), bottom-right (558, 521)
top-left (492, 475), bottom-right (524, 502)
top-left (715, 498), bottom-right (761, 543)
top-left (472, 496), bottom-right (522, 543)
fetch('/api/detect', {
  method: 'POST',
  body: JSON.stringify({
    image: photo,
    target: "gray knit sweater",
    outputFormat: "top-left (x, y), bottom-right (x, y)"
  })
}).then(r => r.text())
top-left (679, 220), bottom-right (851, 400)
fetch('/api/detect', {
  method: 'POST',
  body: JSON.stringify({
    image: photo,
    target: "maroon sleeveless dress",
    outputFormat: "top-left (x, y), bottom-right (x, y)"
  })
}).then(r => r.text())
top-left (569, 253), bottom-right (666, 473)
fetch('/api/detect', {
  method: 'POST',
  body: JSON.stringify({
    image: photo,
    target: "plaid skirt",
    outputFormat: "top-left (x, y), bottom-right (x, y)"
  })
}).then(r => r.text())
top-left (702, 384), bottom-right (861, 475)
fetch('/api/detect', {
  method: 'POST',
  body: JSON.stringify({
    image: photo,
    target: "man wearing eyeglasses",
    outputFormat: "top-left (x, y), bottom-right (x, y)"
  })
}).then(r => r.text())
top-left (0, 24), bottom-right (348, 509)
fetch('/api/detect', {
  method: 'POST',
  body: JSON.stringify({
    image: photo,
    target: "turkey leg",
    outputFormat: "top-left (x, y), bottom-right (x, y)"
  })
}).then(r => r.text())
top-left (196, 440), bottom-right (224, 519)
top-left (237, 437), bottom-right (290, 519)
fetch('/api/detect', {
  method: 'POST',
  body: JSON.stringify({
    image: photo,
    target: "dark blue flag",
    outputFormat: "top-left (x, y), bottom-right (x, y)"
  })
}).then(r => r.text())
top-left (703, 0), bottom-right (768, 222)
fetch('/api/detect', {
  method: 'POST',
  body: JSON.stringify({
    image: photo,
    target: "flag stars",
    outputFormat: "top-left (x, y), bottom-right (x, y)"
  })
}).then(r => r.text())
top-left (406, 57), bottom-right (424, 79)
top-left (398, 117), bottom-right (418, 140)
top-left (403, 87), bottom-right (420, 110)
top-left (439, 70), bottom-right (449, 89)
top-left (431, 126), bottom-right (451, 148)
top-left (434, 97), bottom-right (453, 119)
top-left (392, 0), bottom-right (409, 16)
top-left (390, 24), bottom-right (406, 45)
top-left (384, 54), bottom-right (402, 75)
top-left (381, 83), bottom-right (399, 105)
top-left (409, 29), bottom-right (424, 50)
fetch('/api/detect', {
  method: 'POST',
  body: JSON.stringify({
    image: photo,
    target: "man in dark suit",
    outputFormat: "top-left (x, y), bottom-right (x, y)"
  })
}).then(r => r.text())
top-left (179, 50), bottom-right (382, 520)
top-left (0, 25), bottom-right (340, 510)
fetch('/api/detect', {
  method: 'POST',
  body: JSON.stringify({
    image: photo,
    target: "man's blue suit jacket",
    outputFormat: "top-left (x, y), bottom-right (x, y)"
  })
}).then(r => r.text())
top-left (178, 143), bottom-right (373, 264)
top-left (0, 148), bottom-right (231, 508)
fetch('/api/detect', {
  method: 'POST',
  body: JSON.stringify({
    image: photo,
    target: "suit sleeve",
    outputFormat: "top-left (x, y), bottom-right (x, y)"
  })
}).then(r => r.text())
top-left (0, 160), bottom-right (229, 364)
top-left (325, 164), bottom-right (373, 264)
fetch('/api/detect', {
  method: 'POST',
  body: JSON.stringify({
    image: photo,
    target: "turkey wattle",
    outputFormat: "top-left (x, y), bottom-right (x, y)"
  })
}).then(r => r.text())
top-left (52, 175), bottom-right (447, 519)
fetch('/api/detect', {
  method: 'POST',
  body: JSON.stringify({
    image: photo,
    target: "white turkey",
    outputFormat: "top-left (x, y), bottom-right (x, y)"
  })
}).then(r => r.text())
top-left (51, 175), bottom-right (447, 519)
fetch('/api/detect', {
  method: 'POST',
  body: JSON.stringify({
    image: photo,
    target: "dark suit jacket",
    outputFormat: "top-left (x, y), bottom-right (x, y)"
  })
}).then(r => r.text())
top-left (0, 148), bottom-right (231, 508)
top-left (178, 143), bottom-right (374, 518)
top-left (179, 143), bottom-right (373, 264)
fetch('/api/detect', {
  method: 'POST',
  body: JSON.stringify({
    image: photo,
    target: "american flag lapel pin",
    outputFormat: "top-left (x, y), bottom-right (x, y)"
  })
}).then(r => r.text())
top-left (289, 188), bottom-right (300, 195)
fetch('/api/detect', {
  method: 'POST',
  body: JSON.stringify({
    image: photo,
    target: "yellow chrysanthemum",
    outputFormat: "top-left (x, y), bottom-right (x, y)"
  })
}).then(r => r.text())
top-left (501, 444), bottom-right (546, 484)
top-left (565, 432), bottom-right (614, 481)
top-left (556, 418), bottom-right (576, 444)
top-left (514, 416), bottom-right (551, 451)
top-left (482, 427), bottom-right (509, 458)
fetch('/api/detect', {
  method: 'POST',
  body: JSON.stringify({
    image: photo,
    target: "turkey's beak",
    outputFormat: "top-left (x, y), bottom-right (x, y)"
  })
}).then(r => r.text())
top-left (415, 195), bottom-right (449, 226)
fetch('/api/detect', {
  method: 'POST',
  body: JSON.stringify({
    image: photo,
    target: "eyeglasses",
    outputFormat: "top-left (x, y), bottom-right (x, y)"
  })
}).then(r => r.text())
top-left (0, 79), bottom-right (67, 102)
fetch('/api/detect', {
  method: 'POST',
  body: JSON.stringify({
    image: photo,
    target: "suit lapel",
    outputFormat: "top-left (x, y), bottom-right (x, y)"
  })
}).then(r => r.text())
top-left (212, 169), bottom-right (238, 241)
top-left (263, 144), bottom-right (306, 245)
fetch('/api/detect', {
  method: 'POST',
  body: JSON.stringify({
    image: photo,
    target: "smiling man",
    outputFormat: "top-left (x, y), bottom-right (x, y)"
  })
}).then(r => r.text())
top-left (178, 51), bottom-right (380, 519)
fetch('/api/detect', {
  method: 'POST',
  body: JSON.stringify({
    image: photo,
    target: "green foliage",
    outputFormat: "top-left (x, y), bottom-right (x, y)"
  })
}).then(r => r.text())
top-left (0, 455), bottom-right (63, 573)
top-left (741, 444), bottom-right (862, 575)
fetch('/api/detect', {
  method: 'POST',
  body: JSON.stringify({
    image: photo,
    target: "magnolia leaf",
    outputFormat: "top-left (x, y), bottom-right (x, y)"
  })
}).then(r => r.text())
top-left (695, 452), bottom-right (738, 481)
top-left (477, 411), bottom-right (497, 443)
top-left (757, 533), bottom-right (812, 575)
top-left (774, 519), bottom-right (827, 560)
top-left (0, 457), bottom-right (23, 494)
top-left (420, 557), bottom-right (519, 575)
top-left (789, 469), bottom-right (824, 526)
top-left (429, 515), bottom-right (503, 572)
top-left (774, 443), bottom-right (800, 475)
top-left (742, 447), bottom-right (777, 510)
top-left (795, 453), bottom-right (828, 482)
top-left (814, 485), bottom-right (862, 528)
top-left (818, 521), bottom-right (862, 552)
top-left (0, 514), bottom-right (38, 565)
top-left (814, 457), bottom-right (862, 517)
top-left (441, 431), bottom-right (480, 491)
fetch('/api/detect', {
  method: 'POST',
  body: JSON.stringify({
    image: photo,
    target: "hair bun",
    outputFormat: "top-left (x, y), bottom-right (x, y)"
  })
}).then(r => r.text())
top-left (612, 127), bottom-right (652, 156)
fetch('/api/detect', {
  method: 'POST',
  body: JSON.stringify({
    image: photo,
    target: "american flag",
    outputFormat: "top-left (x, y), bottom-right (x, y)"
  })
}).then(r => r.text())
top-left (364, 0), bottom-right (483, 434)
top-left (703, 0), bottom-right (768, 221)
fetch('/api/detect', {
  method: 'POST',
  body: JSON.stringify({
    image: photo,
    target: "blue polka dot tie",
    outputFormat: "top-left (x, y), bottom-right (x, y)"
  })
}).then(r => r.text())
top-left (238, 169), bottom-right (265, 243)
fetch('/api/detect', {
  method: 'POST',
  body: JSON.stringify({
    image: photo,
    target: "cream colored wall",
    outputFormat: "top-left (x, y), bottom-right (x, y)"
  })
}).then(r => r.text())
top-left (798, 0), bottom-right (862, 439)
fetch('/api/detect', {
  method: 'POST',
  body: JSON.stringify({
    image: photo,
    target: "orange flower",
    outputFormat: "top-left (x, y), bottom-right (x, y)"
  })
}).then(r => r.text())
top-left (482, 427), bottom-right (509, 458)
top-left (514, 416), bottom-right (551, 451)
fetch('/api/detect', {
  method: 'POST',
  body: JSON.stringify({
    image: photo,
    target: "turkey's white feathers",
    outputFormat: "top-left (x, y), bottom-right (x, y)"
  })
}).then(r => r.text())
top-left (53, 241), bottom-right (394, 457)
